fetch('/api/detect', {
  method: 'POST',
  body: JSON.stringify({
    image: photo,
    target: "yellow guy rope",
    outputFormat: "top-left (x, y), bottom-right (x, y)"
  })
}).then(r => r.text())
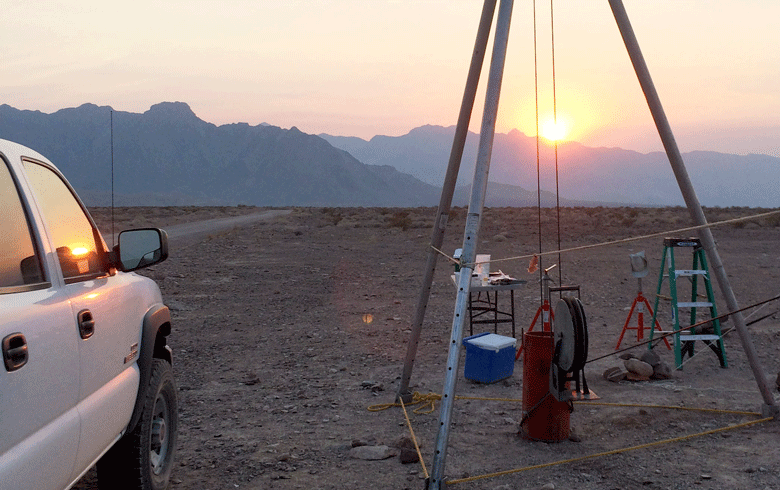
top-left (446, 416), bottom-right (774, 485)
top-left (368, 392), bottom-right (442, 415)
top-left (399, 396), bottom-right (430, 480)
top-left (370, 395), bottom-right (763, 417)
top-left (439, 209), bottom-right (780, 269)
top-left (368, 392), bottom-right (526, 415)
top-left (576, 401), bottom-right (760, 416)
top-left (370, 395), bottom-right (771, 486)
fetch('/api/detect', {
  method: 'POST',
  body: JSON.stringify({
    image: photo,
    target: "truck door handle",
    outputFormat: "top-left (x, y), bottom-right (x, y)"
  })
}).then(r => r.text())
top-left (78, 309), bottom-right (95, 339)
top-left (2, 333), bottom-right (28, 371)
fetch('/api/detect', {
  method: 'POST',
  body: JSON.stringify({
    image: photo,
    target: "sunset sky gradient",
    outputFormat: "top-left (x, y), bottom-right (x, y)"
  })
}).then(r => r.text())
top-left (3, 1), bottom-right (779, 156)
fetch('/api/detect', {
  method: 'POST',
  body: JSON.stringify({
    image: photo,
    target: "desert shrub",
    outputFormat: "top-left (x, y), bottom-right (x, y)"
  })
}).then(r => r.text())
top-left (387, 211), bottom-right (412, 230)
top-left (731, 220), bottom-right (746, 229)
top-left (317, 207), bottom-right (344, 226)
top-left (765, 214), bottom-right (780, 227)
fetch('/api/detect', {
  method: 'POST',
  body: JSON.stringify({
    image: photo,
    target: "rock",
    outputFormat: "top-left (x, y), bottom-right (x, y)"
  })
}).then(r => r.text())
top-left (603, 366), bottom-right (626, 382)
top-left (349, 445), bottom-right (398, 460)
top-left (619, 352), bottom-right (638, 360)
top-left (360, 380), bottom-right (384, 392)
top-left (626, 372), bottom-right (651, 382)
top-left (540, 483), bottom-right (555, 490)
top-left (625, 358), bottom-right (654, 378)
top-left (775, 372), bottom-right (780, 391)
top-left (370, 383), bottom-right (385, 393)
top-left (395, 436), bottom-right (421, 463)
top-left (399, 448), bottom-right (419, 464)
top-left (394, 436), bottom-right (418, 450)
top-left (640, 349), bottom-right (661, 367)
top-left (652, 361), bottom-right (673, 380)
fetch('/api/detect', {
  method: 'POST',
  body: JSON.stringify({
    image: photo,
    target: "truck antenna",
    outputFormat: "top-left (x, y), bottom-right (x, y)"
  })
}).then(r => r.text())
top-left (110, 109), bottom-right (115, 249)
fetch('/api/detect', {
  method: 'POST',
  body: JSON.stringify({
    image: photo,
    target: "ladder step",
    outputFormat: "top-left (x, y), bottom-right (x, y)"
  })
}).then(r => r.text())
top-left (674, 269), bottom-right (708, 277)
top-left (676, 301), bottom-right (713, 308)
top-left (679, 334), bottom-right (721, 341)
top-left (663, 238), bottom-right (701, 248)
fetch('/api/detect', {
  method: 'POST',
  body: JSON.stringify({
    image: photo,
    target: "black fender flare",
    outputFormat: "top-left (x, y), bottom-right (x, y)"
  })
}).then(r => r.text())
top-left (126, 304), bottom-right (172, 434)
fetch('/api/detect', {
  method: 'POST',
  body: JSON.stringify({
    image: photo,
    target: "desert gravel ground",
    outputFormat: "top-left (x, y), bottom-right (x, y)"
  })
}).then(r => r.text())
top-left (76, 205), bottom-right (780, 490)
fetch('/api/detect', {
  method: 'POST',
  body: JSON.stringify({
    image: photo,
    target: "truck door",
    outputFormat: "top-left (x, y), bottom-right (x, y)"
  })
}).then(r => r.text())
top-left (0, 153), bottom-right (80, 489)
top-left (20, 159), bottom-right (140, 479)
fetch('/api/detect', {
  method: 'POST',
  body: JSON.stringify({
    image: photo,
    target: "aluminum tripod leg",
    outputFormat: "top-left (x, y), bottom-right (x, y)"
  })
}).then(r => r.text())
top-left (609, 0), bottom-right (777, 414)
top-left (397, 0), bottom-right (497, 404)
top-left (428, 1), bottom-right (515, 488)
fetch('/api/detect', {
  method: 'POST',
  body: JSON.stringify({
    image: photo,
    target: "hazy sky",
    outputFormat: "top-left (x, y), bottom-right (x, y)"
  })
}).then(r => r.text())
top-left (3, 1), bottom-right (778, 156)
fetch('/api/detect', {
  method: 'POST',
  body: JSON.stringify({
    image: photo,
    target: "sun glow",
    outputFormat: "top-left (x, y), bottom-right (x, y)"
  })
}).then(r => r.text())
top-left (541, 118), bottom-right (569, 142)
top-left (510, 92), bottom-right (601, 144)
top-left (71, 246), bottom-right (89, 257)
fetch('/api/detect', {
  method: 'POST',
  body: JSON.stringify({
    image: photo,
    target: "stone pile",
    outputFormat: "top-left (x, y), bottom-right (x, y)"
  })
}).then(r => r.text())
top-left (349, 436), bottom-right (421, 464)
top-left (603, 349), bottom-right (673, 382)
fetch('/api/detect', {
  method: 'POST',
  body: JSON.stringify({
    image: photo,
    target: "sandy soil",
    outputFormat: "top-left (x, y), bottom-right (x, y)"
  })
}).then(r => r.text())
top-left (77, 205), bottom-right (780, 490)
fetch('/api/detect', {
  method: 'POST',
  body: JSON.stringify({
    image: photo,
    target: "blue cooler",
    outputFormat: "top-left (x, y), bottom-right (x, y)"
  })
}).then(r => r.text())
top-left (462, 333), bottom-right (517, 383)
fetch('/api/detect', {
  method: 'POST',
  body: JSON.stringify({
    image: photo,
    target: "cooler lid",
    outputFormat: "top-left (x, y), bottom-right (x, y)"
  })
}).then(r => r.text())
top-left (466, 333), bottom-right (516, 352)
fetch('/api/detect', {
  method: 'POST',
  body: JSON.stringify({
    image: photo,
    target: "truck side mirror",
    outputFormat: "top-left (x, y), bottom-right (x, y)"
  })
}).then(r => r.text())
top-left (115, 228), bottom-right (169, 272)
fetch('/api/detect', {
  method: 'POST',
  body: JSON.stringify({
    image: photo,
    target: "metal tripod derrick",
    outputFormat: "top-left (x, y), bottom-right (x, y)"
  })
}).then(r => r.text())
top-left (391, 1), bottom-right (778, 488)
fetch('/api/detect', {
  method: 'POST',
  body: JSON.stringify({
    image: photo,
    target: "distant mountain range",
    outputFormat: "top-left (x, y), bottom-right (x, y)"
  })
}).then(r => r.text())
top-left (0, 102), bottom-right (437, 207)
top-left (1, 102), bottom-right (777, 207)
top-left (321, 126), bottom-right (780, 208)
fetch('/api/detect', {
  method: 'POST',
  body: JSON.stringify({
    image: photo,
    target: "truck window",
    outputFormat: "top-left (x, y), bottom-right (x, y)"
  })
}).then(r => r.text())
top-left (0, 157), bottom-right (45, 289)
top-left (22, 159), bottom-right (107, 282)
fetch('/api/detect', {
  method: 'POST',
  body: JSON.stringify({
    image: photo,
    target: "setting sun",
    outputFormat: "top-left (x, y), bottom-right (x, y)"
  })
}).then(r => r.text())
top-left (512, 93), bottom-right (598, 145)
top-left (541, 118), bottom-right (568, 142)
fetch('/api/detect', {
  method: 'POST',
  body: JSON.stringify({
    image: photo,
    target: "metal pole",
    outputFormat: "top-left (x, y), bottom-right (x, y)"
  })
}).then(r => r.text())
top-left (429, 0), bottom-right (515, 488)
top-left (608, 0), bottom-right (778, 414)
top-left (397, 0), bottom-right (498, 404)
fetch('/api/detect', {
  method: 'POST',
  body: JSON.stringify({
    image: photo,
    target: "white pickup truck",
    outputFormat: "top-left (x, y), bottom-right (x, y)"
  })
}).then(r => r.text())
top-left (0, 139), bottom-right (177, 490)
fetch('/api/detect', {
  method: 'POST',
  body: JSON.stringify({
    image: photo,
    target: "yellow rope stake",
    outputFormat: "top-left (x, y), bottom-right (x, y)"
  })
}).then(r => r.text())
top-left (399, 396), bottom-right (430, 480)
top-left (436, 209), bottom-right (780, 269)
top-left (445, 417), bottom-right (774, 485)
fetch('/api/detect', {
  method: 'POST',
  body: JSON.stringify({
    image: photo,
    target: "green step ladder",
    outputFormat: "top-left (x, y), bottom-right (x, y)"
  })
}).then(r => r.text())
top-left (649, 238), bottom-right (727, 369)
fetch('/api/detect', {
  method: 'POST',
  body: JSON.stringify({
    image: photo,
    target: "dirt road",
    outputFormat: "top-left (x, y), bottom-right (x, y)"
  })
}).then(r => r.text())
top-left (102, 208), bottom-right (292, 248)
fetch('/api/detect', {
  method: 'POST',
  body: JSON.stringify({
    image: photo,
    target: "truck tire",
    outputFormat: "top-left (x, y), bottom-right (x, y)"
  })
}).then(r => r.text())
top-left (98, 359), bottom-right (178, 490)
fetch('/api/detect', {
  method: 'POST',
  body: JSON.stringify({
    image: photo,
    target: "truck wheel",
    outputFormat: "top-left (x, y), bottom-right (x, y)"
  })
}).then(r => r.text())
top-left (98, 359), bottom-right (178, 490)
